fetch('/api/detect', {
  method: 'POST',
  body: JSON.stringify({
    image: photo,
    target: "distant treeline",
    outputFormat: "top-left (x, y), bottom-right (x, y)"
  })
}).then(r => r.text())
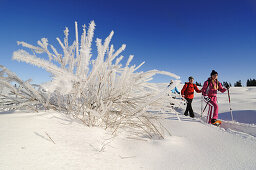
top-left (232, 79), bottom-right (256, 87)
top-left (195, 79), bottom-right (256, 87)
top-left (246, 79), bottom-right (256, 87)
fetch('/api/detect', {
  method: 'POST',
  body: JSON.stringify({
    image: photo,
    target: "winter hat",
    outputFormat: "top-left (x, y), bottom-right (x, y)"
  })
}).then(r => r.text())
top-left (210, 70), bottom-right (218, 76)
top-left (188, 76), bottom-right (194, 80)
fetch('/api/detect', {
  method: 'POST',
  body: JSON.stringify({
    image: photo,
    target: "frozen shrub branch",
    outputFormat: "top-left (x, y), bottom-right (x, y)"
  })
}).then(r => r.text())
top-left (2, 21), bottom-right (182, 139)
top-left (0, 65), bottom-right (48, 112)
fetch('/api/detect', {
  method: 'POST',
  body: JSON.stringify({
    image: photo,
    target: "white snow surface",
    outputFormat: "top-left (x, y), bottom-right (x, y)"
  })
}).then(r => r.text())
top-left (1, 86), bottom-right (256, 170)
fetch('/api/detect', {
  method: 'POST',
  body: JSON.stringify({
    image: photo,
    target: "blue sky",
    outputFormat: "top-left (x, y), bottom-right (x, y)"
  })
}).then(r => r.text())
top-left (0, 0), bottom-right (255, 85)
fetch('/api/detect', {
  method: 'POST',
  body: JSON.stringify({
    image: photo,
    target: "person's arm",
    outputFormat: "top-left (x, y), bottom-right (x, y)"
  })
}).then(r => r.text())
top-left (194, 84), bottom-right (201, 93)
top-left (201, 81), bottom-right (208, 96)
top-left (218, 82), bottom-right (227, 93)
top-left (175, 87), bottom-right (180, 94)
top-left (181, 84), bottom-right (187, 97)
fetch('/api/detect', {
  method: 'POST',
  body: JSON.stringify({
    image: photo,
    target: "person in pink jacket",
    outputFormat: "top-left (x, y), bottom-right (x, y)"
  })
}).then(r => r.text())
top-left (201, 70), bottom-right (229, 124)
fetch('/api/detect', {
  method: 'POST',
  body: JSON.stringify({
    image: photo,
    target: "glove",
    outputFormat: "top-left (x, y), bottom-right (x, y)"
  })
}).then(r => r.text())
top-left (204, 96), bottom-right (211, 102)
top-left (224, 84), bottom-right (230, 90)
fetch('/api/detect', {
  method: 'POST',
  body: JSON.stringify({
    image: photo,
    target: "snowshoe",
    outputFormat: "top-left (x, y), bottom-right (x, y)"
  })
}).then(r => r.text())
top-left (211, 119), bottom-right (221, 126)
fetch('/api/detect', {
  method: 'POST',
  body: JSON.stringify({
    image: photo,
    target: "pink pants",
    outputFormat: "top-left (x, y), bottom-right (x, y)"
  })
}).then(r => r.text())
top-left (206, 96), bottom-right (218, 123)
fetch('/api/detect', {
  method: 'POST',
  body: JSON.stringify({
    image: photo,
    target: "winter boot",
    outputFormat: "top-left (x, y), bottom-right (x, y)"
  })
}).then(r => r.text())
top-left (211, 119), bottom-right (217, 124)
top-left (211, 119), bottom-right (221, 126)
top-left (190, 112), bottom-right (195, 118)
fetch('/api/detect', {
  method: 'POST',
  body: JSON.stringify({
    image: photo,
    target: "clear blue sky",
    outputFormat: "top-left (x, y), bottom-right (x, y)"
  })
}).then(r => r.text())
top-left (0, 0), bottom-right (255, 85)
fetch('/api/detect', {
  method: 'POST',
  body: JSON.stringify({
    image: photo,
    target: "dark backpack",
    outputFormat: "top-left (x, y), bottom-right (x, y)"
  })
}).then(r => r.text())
top-left (184, 82), bottom-right (195, 93)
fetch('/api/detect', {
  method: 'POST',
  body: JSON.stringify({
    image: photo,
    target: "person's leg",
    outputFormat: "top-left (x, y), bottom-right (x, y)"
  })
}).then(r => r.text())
top-left (208, 97), bottom-right (219, 123)
top-left (184, 98), bottom-right (190, 116)
top-left (207, 97), bottom-right (215, 123)
top-left (211, 97), bottom-right (219, 120)
top-left (187, 99), bottom-right (194, 117)
top-left (204, 97), bottom-right (211, 123)
top-left (207, 104), bottom-right (213, 123)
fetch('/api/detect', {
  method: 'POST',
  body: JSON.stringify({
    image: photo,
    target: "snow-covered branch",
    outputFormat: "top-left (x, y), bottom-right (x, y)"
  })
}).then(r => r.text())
top-left (7, 21), bottom-right (181, 139)
top-left (0, 65), bottom-right (48, 112)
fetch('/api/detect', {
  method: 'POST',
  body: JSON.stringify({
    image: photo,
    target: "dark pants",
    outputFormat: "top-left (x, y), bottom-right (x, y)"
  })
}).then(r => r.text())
top-left (184, 98), bottom-right (194, 117)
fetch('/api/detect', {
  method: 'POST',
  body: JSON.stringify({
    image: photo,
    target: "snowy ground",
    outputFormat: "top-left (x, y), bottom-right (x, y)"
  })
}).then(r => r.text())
top-left (1, 86), bottom-right (256, 170)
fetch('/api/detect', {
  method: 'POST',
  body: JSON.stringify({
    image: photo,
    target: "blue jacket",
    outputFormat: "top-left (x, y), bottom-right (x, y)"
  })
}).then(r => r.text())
top-left (171, 87), bottom-right (180, 94)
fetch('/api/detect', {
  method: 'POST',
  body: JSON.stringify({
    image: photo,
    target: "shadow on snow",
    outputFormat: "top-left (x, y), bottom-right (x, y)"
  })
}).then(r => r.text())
top-left (219, 110), bottom-right (256, 124)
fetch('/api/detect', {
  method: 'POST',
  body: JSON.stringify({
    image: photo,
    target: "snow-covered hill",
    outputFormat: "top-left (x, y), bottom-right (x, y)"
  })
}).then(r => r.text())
top-left (0, 86), bottom-right (256, 169)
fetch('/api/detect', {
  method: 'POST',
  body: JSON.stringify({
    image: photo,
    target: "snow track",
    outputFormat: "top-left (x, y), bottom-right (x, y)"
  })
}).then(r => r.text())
top-left (220, 120), bottom-right (256, 138)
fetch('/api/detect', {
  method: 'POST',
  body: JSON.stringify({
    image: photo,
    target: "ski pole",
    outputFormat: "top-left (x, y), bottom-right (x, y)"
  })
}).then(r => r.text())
top-left (202, 96), bottom-right (212, 114)
top-left (227, 88), bottom-right (234, 121)
top-left (201, 95), bottom-right (203, 118)
top-left (202, 101), bottom-right (209, 113)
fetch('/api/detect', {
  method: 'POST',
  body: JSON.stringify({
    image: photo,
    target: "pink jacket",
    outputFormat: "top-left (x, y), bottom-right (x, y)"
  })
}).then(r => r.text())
top-left (202, 78), bottom-right (226, 97)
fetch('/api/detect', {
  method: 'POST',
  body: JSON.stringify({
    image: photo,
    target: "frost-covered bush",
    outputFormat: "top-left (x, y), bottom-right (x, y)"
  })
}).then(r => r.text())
top-left (0, 65), bottom-right (48, 111)
top-left (3, 21), bottom-right (181, 138)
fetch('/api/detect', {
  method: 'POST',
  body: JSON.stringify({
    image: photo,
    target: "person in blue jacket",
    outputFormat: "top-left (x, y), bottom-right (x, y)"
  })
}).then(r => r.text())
top-left (171, 86), bottom-right (180, 94)
top-left (168, 80), bottom-right (180, 94)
